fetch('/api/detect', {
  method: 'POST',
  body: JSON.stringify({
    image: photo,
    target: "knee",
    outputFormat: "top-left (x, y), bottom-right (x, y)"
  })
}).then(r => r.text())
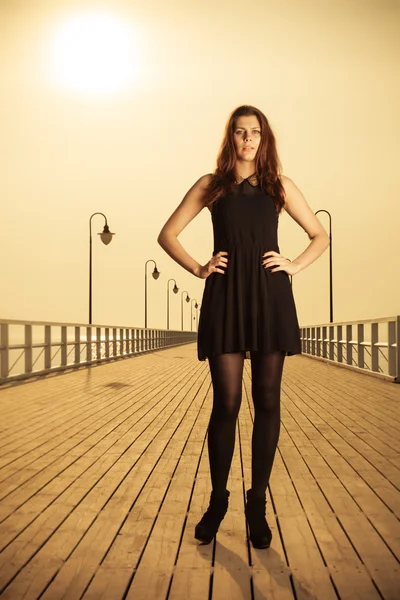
top-left (213, 392), bottom-right (242, 421)
top-left (253, 386), bottom-right (280, 413)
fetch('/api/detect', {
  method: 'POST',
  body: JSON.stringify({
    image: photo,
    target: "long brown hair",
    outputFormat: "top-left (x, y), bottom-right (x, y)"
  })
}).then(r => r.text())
top-left (205, 105), bottom-right (286, 214)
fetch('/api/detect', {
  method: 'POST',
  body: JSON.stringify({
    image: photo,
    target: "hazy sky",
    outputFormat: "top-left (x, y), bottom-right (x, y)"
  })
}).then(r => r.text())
top-left (1, 0), bottom-right (399, 331)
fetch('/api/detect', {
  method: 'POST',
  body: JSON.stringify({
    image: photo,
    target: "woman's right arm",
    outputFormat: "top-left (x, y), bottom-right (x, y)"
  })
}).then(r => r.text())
top-left (157, 173), bottom-right (222, 279)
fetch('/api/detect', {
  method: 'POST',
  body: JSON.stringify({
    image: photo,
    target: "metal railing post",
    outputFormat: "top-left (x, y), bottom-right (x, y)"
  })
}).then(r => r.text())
top-left (25, 324), bottom-right (33, 374)
top-left (61, 326), bottom-right (67, 366)
top-left (105, 328), bottom-right (110, 358)
top-left (0, 323), bottom-right (9, 380)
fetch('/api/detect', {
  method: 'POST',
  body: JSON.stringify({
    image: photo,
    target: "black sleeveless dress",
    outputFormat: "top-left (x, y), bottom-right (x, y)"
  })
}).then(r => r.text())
top-left (197, 176), bottom-right (302, 361)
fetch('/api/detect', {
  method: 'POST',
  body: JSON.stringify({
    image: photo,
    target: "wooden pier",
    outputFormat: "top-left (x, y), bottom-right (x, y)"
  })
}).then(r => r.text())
top-left (0, 344), bottom-right (399, 599)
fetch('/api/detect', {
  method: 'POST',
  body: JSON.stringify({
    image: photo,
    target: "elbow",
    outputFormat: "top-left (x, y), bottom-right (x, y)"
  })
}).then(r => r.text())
top-left (157, 229), bottom-right (175, 249)
top-left (157, 235), bottom-right (168, 252)
top-left (157, 226), bottom-right (167, 247)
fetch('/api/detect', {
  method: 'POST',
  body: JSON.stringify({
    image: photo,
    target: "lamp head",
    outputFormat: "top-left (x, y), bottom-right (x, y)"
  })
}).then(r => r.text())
top-left (99, 224), bottom-right (115, 245)
top-left (186, 294), bottom-right (190, 303)
top-left (152, 266), bottom-right (160, 280)
top-left (173, 284), bottom-right (179, 294)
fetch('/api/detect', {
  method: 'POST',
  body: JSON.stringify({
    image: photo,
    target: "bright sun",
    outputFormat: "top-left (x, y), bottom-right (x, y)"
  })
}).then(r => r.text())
top-left (48, 10), bottom-right (140, 95)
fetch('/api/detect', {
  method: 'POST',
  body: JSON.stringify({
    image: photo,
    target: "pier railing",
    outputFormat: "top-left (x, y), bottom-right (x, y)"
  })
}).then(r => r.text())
top-left (2, 316), bottom-right (398, 385)
top-left (300, 315), bottom-right (400, 383)
top-left (0, 319), bottom-right (197, 385)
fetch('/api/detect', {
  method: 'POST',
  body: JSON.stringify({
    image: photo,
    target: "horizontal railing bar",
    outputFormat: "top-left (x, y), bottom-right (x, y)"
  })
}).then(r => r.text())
top-left (301, 315), bottom-right (398, 327)
top-left (0, 341), bottom-right (138, 350)
top-left (0, 318), bottom-right (178, 331)
top-left (6, 340), bottom-right (395, 352)
top-left (308, 340), bottom-right (392, 348)
top-left (5, 314), bottom-right (397, 329)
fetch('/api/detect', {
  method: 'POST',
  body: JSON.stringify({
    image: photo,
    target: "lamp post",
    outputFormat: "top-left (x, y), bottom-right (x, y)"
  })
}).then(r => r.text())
top-left (89, 212), bottom-right (115, 325)
top-left (196, 303), bottom-right (201, 331)
top-left (167, 278), bottom-right (179, 330)
top-left (315, 209), bottom-right (333, 323)
top-left (190, 298), bottom-right (199, 331)
top-left (181, 290), bottom-right (190, 331)
top-left (145, 259), bottom-right (160, 328)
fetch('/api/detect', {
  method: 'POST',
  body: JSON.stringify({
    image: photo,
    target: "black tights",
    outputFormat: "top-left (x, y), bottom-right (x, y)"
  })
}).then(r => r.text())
top-left (207, 351), bottom-right (285, 498)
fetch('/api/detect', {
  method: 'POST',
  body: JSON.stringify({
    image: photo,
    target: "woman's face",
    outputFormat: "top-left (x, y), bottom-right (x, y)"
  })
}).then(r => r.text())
top-left (233, 115), bottom-right (261, 163)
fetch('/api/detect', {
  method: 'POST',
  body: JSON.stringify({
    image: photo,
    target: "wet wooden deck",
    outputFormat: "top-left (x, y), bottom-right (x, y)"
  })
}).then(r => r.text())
top-left (0, 343), bottom-right (399, 600)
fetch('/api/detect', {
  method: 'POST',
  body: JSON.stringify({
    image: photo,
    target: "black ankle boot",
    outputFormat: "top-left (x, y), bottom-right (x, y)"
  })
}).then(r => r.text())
top-left (245, 489), bottom-right (272, 549)
top-left (194, 489), bottom-right (230, 544)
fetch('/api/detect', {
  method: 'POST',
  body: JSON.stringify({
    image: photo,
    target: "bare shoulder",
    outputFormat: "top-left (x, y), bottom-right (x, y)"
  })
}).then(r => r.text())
top-left (189, 172), bottom-right (213, 196)
top-left (184, 172), bottom-right (213, 200)
top-left (281, 174), bottom-right (297, 197)
top-left (199, 173), bottom-right (213, 187)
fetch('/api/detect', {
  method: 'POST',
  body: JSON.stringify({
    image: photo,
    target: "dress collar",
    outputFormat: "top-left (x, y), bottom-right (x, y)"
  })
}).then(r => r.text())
top-left (235, 172), bottom-right (259, 187)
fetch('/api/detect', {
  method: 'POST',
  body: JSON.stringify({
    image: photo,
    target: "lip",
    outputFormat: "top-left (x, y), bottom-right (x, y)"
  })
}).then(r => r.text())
top-left (243, 147), bottom-right (254, 150)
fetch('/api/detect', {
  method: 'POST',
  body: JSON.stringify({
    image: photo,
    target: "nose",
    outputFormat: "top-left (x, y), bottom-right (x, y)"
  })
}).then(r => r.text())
top-left (244, 133), bottom-right (252, 143)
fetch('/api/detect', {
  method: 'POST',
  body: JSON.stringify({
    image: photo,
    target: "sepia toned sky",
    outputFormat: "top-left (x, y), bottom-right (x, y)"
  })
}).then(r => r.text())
top-left (1, 0), bottom-right (399, 331)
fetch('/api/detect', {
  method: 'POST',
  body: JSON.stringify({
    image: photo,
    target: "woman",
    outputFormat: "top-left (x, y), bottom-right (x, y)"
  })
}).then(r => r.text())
top-left (157, 105), bottom-right (329, 549)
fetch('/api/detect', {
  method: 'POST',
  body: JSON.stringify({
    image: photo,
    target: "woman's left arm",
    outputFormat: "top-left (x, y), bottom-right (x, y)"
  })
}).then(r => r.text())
top-left (265, 176), bottom-right (330, 276)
